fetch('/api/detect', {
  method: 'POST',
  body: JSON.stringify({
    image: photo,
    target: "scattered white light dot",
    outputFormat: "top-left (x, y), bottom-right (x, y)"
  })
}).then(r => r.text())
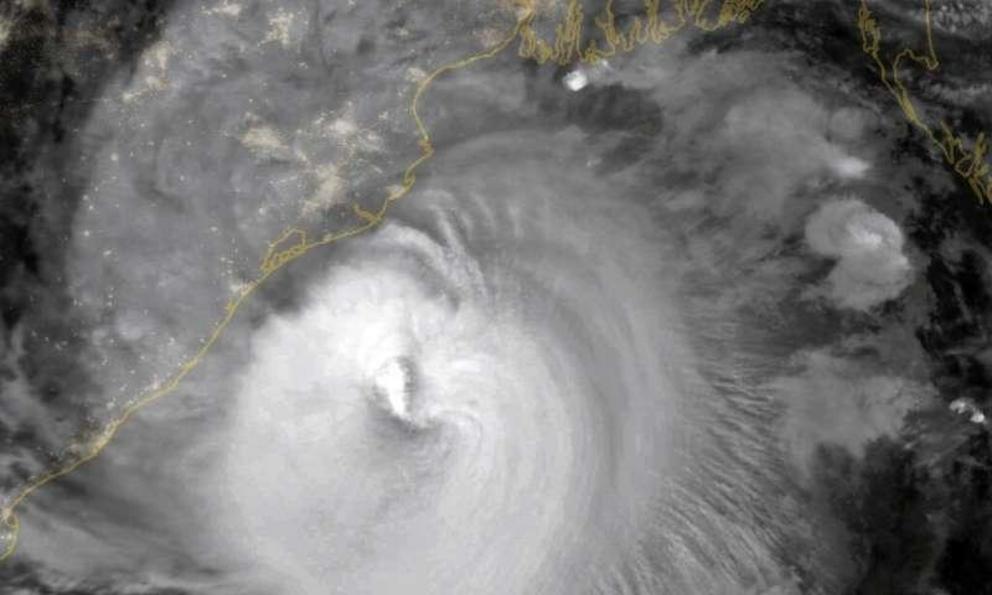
top-left (950, 398), bottom-right (987, 425)
top-left (563, 69), bottom-right (589, 92)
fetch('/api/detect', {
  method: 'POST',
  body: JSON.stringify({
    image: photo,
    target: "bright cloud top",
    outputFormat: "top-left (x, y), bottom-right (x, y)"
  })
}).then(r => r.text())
top-left (805, 198), bottom-right (912, 310)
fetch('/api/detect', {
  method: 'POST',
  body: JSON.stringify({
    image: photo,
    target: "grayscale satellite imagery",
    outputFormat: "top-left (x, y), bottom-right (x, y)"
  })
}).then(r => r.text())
top-left (1, 0), bottom-right (992, 593)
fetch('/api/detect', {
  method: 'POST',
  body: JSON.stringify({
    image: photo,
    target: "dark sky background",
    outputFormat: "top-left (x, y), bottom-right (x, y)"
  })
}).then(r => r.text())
top-left (0, 0), bottom-right (991, 593)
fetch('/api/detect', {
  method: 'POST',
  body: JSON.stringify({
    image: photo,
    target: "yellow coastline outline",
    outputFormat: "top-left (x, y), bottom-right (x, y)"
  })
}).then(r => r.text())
top-left (858, 0), bottom-right (992, 204)
top-left (0, 6), bottom-right (527, 563)
top-left (514, 0), bottom-right (762, 64)
top-left (0, 0), bottom-right (767, 562)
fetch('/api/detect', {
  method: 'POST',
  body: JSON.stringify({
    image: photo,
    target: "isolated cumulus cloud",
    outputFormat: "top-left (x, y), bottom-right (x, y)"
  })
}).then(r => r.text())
top-left (804, 198), bottom-right (912, 310)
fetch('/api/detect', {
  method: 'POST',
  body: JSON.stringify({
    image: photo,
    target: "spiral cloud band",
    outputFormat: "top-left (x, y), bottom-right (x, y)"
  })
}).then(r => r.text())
top-left (2, 0), bottom-right (942, 590)
top-left (207, 132), bottom-right (797, 594)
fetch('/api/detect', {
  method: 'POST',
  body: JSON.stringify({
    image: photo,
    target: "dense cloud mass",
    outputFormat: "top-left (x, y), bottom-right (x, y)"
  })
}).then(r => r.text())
top-left (804, 198), bottom-right (912, 310)
top-left (1, 0), bottom-right (992, 594)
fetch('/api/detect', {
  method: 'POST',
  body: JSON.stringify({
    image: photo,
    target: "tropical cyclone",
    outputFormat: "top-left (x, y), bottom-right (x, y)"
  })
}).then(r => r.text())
top-left (211, 131), bottom-right (800, 594)
top-left (1, 0), bottom-right (972, 592)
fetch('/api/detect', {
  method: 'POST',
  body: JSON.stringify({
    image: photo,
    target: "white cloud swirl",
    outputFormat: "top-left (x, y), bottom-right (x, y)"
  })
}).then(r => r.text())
top-left (206, 132), bottom-right (799, 594)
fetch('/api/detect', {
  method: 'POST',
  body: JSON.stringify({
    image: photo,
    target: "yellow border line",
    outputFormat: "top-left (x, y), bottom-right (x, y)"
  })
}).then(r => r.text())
top-left (0, 0), bottom-right (764, 562)
top-left (515, 0), bottom-right (762, 65)
top-left (858, 0), bottom-right (992, 204)
top-left (0, 11), bottom-right (529, 563)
